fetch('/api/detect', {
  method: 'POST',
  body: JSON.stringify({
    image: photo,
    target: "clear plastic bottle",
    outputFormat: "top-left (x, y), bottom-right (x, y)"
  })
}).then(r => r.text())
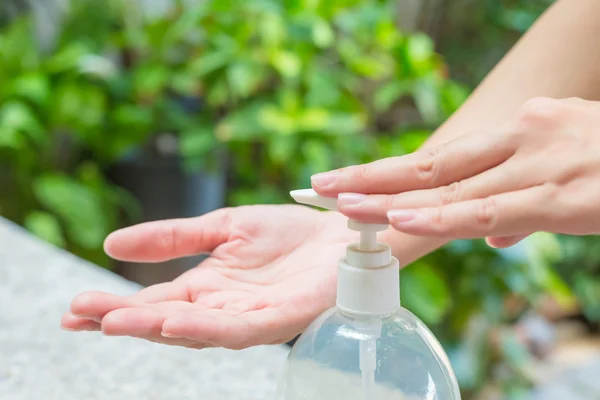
top-left (276, 189), bottom-right (461, 400)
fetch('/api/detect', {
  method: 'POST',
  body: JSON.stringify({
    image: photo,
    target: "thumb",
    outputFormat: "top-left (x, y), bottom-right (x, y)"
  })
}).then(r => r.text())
top-left (104, 209), bottom-right (231, 262)
top-left (486, 235), bottom-right (530, 248)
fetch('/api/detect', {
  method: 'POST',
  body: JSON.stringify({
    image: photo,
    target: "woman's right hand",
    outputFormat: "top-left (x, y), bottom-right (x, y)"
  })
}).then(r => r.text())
top-left (61, 205), bottom-right (357, 350)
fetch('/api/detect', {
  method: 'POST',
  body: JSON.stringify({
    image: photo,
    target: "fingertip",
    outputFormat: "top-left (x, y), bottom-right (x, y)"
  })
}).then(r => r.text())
top-left (101, 307), bottom-right (164, 337)
top-left (70, 291), bottom-right (132, 321)
top-left (60, 312), bottom-right (101, 332)
top-left (486, 235), bottom-right (528, 248)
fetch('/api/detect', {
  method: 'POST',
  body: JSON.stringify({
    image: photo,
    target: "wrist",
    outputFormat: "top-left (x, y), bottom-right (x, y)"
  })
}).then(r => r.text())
top-left (380, 229), bottom-right (449, 267)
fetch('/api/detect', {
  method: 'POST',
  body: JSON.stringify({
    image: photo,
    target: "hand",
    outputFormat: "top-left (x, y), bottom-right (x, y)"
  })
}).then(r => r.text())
top-left (311, 97), bottom-right (600, 247)
top-left (61, 205), bottom-right (356, 349)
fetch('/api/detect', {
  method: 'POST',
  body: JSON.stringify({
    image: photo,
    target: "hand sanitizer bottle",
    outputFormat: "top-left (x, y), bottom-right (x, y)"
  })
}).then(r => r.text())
top-left (276, 189), bottom-right (461, 400)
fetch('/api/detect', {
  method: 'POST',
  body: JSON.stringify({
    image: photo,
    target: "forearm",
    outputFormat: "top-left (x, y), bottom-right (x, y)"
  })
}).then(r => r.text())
top-left (385, 0), bottom-right (600, 263)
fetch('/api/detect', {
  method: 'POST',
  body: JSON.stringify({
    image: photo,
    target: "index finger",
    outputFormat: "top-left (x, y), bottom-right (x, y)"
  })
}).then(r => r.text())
top-left (104, 209), bottom-right (231, 262)
top-left (311, 131), bottom-right (514, 197)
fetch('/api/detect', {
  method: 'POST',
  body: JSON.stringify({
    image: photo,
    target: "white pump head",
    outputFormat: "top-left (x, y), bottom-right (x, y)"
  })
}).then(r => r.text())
top-left (290, 189), bottom-right (400, 316)
top-left (290, 189), bottom-right (388, 251)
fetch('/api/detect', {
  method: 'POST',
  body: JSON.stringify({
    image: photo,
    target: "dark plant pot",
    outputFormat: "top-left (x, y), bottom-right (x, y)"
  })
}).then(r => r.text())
top-left (107, 147), bottom-right (227, 286)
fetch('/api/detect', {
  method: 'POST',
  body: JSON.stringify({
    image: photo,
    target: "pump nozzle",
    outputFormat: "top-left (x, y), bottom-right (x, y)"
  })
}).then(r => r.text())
top-left (290, 189), bottom-right (388, 252)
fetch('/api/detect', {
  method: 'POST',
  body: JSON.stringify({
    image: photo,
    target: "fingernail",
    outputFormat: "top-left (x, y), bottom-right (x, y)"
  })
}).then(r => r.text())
top-left (161, 331), bottom-right (182, 339)
top-left (60, 326), bottom-right (76, 332)
top-left (338, 193), bottom-right (367, 207)
top-left (311, 171), bottom-right (339, 188)
top-left (387, 210), bottom-right (418, 224)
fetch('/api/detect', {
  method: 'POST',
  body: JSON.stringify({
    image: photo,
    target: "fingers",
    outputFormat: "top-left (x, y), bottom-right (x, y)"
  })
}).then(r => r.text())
top-left (70, 291), bottom-right (135, 322)
top-left (312, 131), bottom-right (515, 196)
top-left (129, 282), bottom-right (191, 303)
top-left (162, 307), bottom-right (291, 350)
top-left (104, 209), bottom-right (231, 262)
top-left (486, 235), bottom-right (530, 248)
top-left (61, 312), bottom-right (101, 331)
top-left (101, 307), bottom-right (199, 347)
top-left (336, 161), bottom-right (531, 223)
top-left (386, 185), bottom-right (554, 239)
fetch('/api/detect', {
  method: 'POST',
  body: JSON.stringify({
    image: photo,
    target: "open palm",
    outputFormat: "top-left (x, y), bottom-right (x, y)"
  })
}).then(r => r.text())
top-left (61, 205), bottom-right (356, 349)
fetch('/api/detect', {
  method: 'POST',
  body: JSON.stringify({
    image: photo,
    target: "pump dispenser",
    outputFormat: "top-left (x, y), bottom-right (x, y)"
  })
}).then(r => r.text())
top-left (276, 189), bottom-right (461, 400)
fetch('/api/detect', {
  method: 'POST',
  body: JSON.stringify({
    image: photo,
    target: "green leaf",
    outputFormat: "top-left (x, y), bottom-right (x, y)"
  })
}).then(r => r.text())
top-left (312, 18), bottom-right (334, 48)
top-left (133, 64), bottom-right (170, 99)
top-left (24, 211), bottom-right (66, 248)
top-left (574, 273), bottom-right (600, 321)
top-left (302, 140), bottom-right (331, 174)
top-left (218, 102), bottom-right (267, 140)
top-left (9, 72), bottom-right (50, 106)
top-left (405, 33), bottom-right (435, 65)
top-left (373, 81), bottom-right (412, 112)
top-left (271, 51), bottom-right (301, 79)
top-left (188, 50), bottom-right (232, 77)
top-left (46, 42), bottom-right (93, 72)
top-left (401, 261), bottom-right (452, 324)
top-left (0, 101), bottom-right (45, 145)
top-left (33, 174), bottom-right (110, 250)
top-left (227, 62), bottom-right (266, 98)
top-left (259, 12), bottom-right (286, 47)
top-left (447, 316), bottom-right (491, 390)
top-left (413, 77), bottom-right (442, 123)
top-left (268, 135), bottom-right (297, 165)
top-left (297, 108), bottom-right (330, 132)
top-left (179, 125), bottom-right (216, 159)
top-left (258, 105), bottom-right (296, 135)
top-left (397, 130), bottom-right (431, 153)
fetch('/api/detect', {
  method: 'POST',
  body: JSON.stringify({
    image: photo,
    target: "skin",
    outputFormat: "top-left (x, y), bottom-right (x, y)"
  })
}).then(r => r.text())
top-left (62, 0), bottom-right (600, 349)
top-left (318, 98), bottom-right (600, 243)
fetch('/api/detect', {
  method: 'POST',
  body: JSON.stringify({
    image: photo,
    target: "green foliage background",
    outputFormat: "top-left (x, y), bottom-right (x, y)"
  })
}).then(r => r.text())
top-left (1, 0), bottom-right (598, 397)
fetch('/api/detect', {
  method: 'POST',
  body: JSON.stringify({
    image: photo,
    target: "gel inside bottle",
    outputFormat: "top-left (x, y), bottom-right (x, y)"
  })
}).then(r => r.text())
top-left (276, 189), bottom-right (461, 400)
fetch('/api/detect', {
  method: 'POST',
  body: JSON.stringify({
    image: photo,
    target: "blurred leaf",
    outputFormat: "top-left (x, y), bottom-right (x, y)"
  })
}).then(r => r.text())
top-left (574, 273), bottom-right (600, 321)
top-left (8, 72), bottom-right (50, 107)
top-left (405, 32), bottom-right (435, 67)
top-left (188, 50), bottom-right (232, 77)
top-left (397, 130), bottom-right (431, 153)
top-left (302, 139), bottom-right (331, 174)
top-left (401, 261), bottom-right (452, 324)
top-left (413, 77), bottom-right (442, 123)
top-left (448, 315), bottom-right (491, 391)
top-left (312, 18), bottom-right (334, 48)
top-left (260, 12), bottom-right (286, 47)
top-left (0, 101), bottom-right (45, 145)
top-left (297, 108), bottom-right (329, 132)
top-left (259, 105), bottom-right (296, 135)
top-left (268, 135), bottom-right (297, 165)
top-left (24, 211), bottom-right (66, 248)
top-left (46, 42), bottom-right (93, 73)
top-left (373, 81), bottom-right (412, 112)
top-left (525, 233), bottom-right (572, 306)
top-left (179, 125), bottom-right (216, 159)
top-left (132, 64), bottom-right (170, 99)
top-left (33, 174), bottom-right (110, 249)
top-left (229, 185), bottom-right (286, 206)
top-left (227, 62), bottom-right (267, 98)
top-left (218, 102), bottom-right (267, 140)
top-left (271, 50), bottom-right (302, 79)
top-left (52, 82), bottom-right (107, 133)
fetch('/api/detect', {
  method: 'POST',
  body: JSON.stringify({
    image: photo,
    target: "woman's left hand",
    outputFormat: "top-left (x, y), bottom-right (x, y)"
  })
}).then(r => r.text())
top-left (311, 97), bottom-right (600, 248)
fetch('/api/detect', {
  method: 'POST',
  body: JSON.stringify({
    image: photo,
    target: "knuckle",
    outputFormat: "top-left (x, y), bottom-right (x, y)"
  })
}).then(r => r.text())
top-left (517, 97), bottom-right (565, 128)
top-left (416, 146), bottom-right (443, 188)
top-left (475, 197), bottom-right (498, 231)
top-left (438, 182), bottom-right (462, 205)
top-left (351, 164), bottom-right (372, 186)
top-left (429, 206), bottom-right (448, 234)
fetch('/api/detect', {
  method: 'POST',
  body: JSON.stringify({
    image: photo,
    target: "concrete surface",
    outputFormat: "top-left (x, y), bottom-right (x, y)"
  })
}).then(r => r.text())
top-left (0, 218), bottom-right (289, 400)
